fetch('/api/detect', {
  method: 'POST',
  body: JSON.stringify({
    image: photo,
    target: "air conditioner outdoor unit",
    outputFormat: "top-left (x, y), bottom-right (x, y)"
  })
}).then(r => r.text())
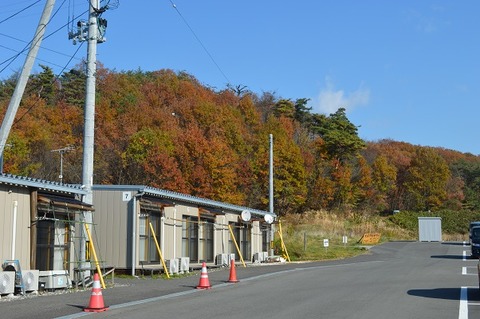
top-left (39, 270), bottom-right (71, 290)
top-left (166, 259), bottom-right (179, 274)
top-left (22, 270), bottom-right (39, 292)
top-left (253, 252), bottom-right (269, 263)
top-left (253, 252), bottom-right (263, 263)
top-left (0, 271), bottom-right (15, 296)
top-left (262, 252), bottom-right (269, 261)
top-left (178, 257), bottom-right (190, 273)
top-left (216, 254), bottom-right (229, 266)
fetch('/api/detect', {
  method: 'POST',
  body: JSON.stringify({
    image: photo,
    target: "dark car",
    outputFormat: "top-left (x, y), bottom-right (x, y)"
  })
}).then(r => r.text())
top-left (470, 222), bottom-right (480, 244)
top-left (471, 226), bottom-right (480, 258)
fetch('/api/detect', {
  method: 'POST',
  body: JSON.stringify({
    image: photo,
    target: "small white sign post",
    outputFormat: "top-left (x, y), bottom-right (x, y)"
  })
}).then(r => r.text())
top-left (323, 239), bottom-right (329, 252)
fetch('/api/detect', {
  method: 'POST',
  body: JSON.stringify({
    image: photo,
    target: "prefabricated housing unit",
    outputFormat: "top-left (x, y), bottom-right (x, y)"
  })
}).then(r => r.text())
top-left (92, 185), bottom-right (276, 275)
top-left (0, 173), bottom-right (93, 285)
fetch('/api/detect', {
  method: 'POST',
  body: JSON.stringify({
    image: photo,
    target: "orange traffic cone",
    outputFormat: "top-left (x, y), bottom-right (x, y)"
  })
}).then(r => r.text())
top-left (228, 258), bottom-right (239, 283)
top-left (84, 273), bottom-right (108, 312)
top-left (196, 262), bottom-right (211, 289)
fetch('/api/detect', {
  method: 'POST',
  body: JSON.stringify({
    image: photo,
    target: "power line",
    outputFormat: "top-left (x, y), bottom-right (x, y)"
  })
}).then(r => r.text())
top-left (0, 0), bottom-right (42, 25)
top-left (167, 0), bottom-right (231, 86)
top-left (0, 3), bottom-right (88, 75)
top-left (0, 43), bottom-right (74, 70)
top-left (0, 33), bottom-right (83, 62)
top-left (0, 0), bottom-right (66, 74)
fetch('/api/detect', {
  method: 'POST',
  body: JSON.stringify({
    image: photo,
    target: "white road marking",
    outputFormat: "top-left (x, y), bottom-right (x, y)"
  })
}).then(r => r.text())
top-left (459, 286), bottom-right (468, 319)
top-left (463, 267), bottom-right (467, 275)
top-left (463, 250), bottom-right (467, 261)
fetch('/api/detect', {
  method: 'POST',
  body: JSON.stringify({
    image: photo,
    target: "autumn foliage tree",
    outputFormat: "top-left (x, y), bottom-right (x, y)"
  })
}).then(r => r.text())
top-left (403, 148), bottom-right (451, 211)
top-left (0, 65), bottom-right (479, 215)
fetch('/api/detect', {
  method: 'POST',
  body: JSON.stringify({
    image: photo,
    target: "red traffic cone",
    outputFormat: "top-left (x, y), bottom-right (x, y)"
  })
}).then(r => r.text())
top-left (228, 258), bottom-right (239, 283)
top-left (84, 273), bottom-right (108, 312)
top-left (196, 262), bottom-right (211, 289)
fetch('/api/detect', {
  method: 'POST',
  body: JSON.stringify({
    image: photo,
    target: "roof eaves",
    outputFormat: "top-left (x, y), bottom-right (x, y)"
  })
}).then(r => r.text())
top-left (143, 186), bottom-right (276, 218)
top-left (0, 173), bottom-right (87, 195)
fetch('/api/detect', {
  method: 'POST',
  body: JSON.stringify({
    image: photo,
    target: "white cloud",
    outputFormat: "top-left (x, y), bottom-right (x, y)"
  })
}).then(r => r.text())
top-left (314, 77), bottom-right (370, 115)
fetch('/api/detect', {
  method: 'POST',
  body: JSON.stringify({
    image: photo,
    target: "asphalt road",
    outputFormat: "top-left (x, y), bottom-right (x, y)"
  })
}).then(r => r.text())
top-left (1, 241), bottom-right (479, 319)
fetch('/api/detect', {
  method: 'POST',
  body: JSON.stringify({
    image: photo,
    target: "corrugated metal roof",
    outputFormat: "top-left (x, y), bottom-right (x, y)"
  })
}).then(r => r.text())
top-left (93, 184), bottom-right (276, 219)
top-left (0, 173), bottom-right (87, 195)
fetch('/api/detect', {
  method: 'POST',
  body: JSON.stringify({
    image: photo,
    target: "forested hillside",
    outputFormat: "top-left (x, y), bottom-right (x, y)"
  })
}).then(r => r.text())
top-left (1, 65), bottom-right (480, 215)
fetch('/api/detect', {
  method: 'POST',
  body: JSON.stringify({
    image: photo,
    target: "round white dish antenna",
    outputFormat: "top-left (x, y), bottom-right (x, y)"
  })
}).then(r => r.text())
top-left (264, 214), bottom-right (274, 224)
top-left (241, 210), bottom-right (251, 222)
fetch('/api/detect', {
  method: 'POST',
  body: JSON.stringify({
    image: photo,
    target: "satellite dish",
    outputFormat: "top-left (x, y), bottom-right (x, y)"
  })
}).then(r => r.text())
top-left (264, 214), bottom-right (274, 224)
top-left (241, 210), bottom-right (251, 222)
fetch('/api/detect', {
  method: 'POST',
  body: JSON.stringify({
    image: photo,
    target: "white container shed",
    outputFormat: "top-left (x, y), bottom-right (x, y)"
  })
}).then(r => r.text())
top-left (418, 217), bottom-right (442, 242)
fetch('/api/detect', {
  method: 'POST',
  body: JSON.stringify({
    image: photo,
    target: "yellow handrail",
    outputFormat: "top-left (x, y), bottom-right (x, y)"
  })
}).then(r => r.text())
top-left (277, 220), bottom-right (291, 262)
top-left (149, 222), bottom-right (170, 278)
top-left (228, 224), bottom-right (246, 267)
top-left (84, 223), bottom-right (106, 288)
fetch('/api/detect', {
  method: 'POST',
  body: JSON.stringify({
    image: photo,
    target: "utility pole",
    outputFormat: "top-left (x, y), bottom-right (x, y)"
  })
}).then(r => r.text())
top-left (269, 134), bottom-right (274, 214)
top-left (82, 0), bottom-right (99, 207)
top-left (51, 145), bottom-right (75, 184)
top-left (269, 134), bottom-right (274, 256)
top-left (0, 0), bottom-right (56, 159)
top-left (70, 0), bottom-right (115, 279)
top-left (69, 2), bottom-right (110, 203)
top-left (69, 0), bottom-right (103, 280)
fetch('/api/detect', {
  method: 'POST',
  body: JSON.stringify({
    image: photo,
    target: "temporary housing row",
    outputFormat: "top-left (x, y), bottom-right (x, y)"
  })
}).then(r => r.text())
top-left (0, 173), bottom-right (276, 286)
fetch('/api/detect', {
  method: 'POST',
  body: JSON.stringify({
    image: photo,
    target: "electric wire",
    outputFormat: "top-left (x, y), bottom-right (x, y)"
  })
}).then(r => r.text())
top-left (1, 1), bottom-right (87, 126)
top-left (0, 33), bottom-right (83, 63)
top-left (0, 0), bottom-right (86, 75)
top-left (166, 0), bottom-right (231, 85)
top-left (0, 43), bottom-right (71, 70)
top-left (0, 32), bottom-right (84, 71)
top-left (0, 0), bottom-right (42, 25)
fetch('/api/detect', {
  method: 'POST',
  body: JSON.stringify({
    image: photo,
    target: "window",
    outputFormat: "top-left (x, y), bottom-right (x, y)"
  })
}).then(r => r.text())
top-left (240, 223), bottom-right (251, 261)
top-left (182, 216), bottom-right (214, 263)
top-left (262, 224), bottom-right (271, 252)
top-left (229, 222), bottom-right (251, 261)
top-left (199, 219), bottom-right (214, 262)
top-left (138, 209), bottom-right (162, 264)
top-left (182, 216), bottom-right (198, 262)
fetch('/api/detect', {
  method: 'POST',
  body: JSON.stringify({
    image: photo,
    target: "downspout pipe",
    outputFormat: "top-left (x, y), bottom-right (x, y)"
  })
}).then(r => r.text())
top-left (11, 201), bottom-right (18, 260)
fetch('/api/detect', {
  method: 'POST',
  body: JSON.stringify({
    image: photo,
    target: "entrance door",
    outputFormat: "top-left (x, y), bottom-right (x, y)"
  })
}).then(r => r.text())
top-left (138, 212), bottom-right (161, 264)
top-left (182, 216), bottom-right (198, 262)
top-left (36, 220), bottom-right (70, 271)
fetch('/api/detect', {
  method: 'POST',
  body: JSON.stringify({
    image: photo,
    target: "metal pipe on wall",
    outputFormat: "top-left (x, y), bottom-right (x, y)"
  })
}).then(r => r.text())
top-left (173, 208), bottom-right (178, 260)
top-left (11, 201), bottom-right (17, 260)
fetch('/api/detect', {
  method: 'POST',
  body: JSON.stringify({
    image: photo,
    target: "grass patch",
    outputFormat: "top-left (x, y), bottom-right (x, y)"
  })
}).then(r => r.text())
top-left (275, 210), bottom-right (414, 261)
top-left (277, 209), bottom-right (480, 261)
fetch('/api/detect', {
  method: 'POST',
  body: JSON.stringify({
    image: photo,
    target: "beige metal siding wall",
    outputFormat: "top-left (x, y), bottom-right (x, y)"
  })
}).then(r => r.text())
top-left (251, 220), bottom-right (261, 258)
top-left (215, 215), bottom-right (228, 256)
top-left (0, 186), bottom-right (31, 268)
top-left (92, 190), bottom-right (131, 269)
top-left (163, 207), bottom-right (174, 260)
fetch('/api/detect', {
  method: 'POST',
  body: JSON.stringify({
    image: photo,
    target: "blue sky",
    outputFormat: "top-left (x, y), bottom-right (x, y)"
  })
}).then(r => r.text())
top-left (1, 1), bottom-right (480, 155)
